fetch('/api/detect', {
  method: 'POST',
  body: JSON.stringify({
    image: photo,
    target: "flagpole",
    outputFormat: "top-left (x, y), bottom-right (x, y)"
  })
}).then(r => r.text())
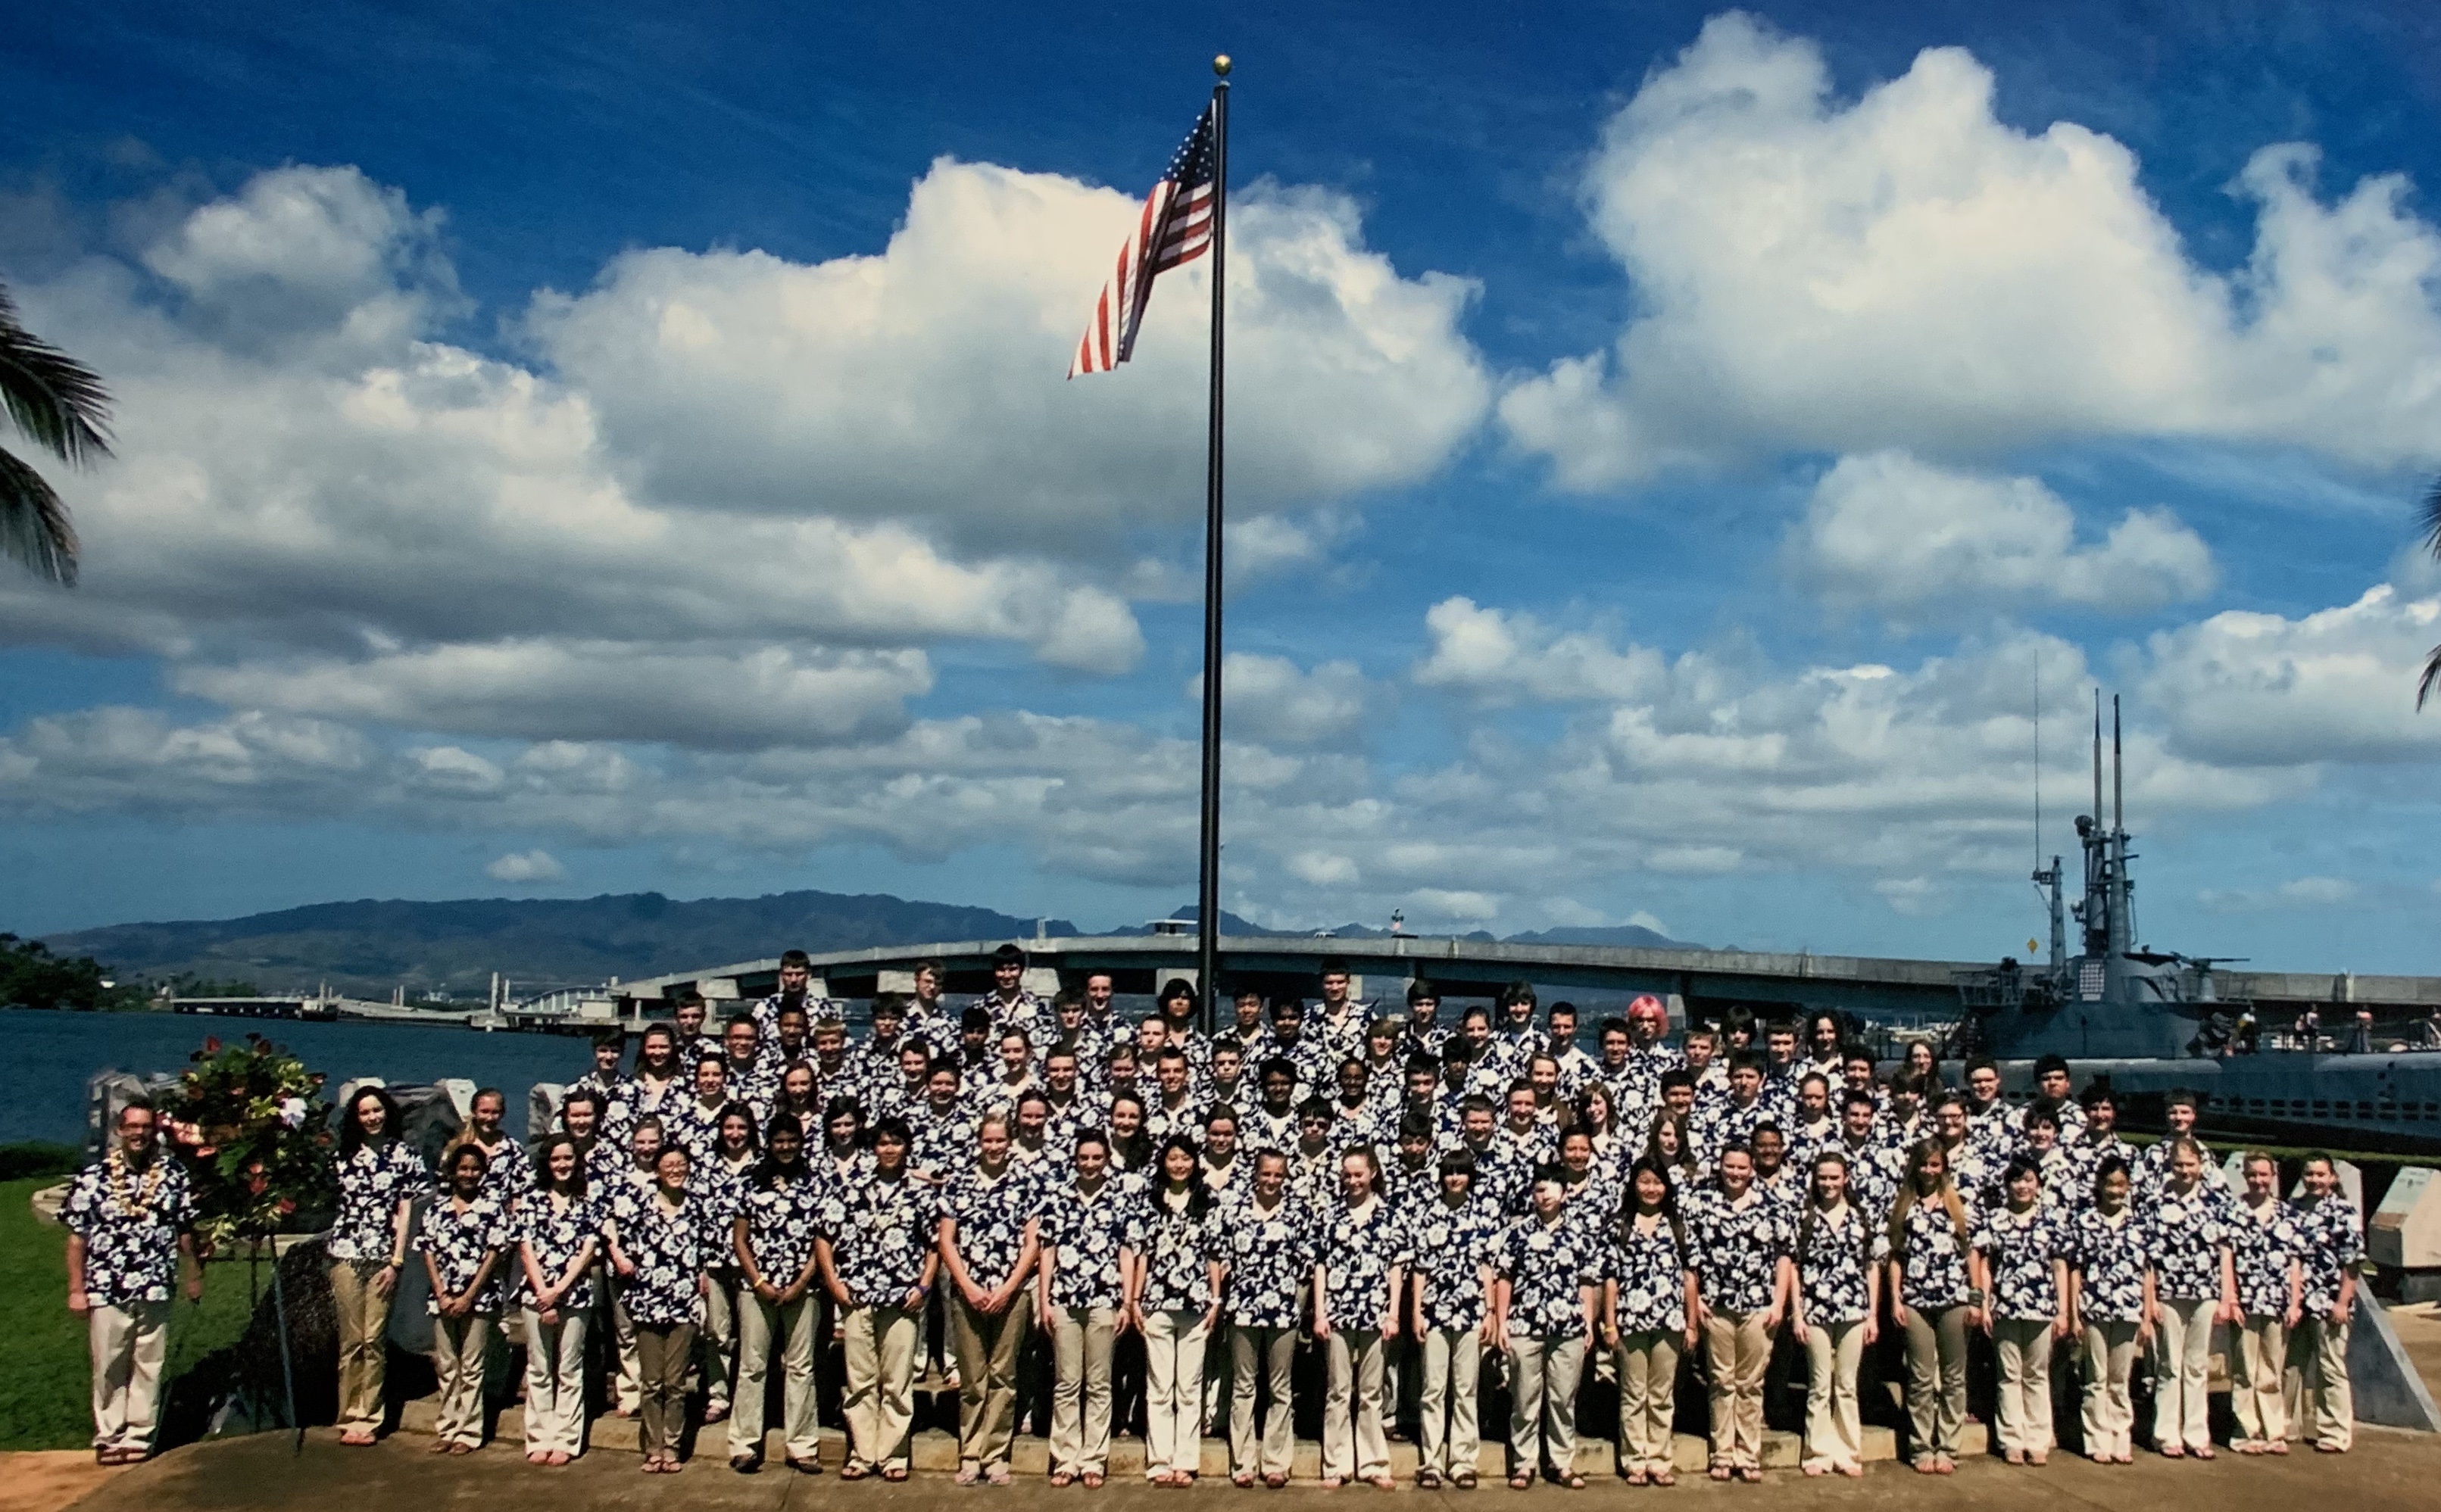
top-left (1195, 55), bottom-right (1230, 1036)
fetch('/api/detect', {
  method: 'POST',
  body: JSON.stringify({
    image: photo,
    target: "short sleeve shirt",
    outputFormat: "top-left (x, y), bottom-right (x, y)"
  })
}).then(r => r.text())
top-left (416, 1194), bottom-right (511, 1315)
top-left (1319, 1199), bottom-right (1405, 1330)
top-left (1127, 1192), bottom-right (1224, 1314)
top-left (1045, 1173), bottom-right (1141, 1311)
top-left (1603, 1216), bottom-right (1690, 1335)
top-left (2290, 1196), bottom-right (2363, 1316)
top-left (516, 1190), bottom-right (605, 1310)
top-left (944, 1164), bottom-right (1041, 1292)
top-left (329, 1139), bottom-right (429, 1261)
top-left (61, 1157), bottom-right (195, 1307)
top-left (1684, 1186), bottom-right (1790, 1316)
top-left (2140, 1184), bottom-right (2229, 1301)
top-left (818, 1171), bottom-right (943, 1308)
top-left (614, 1189), bottom-right (723, 1327)
top-left (738, 1171), bottom-right (824, 1287)
top-left (1793, 1202), bottom-right (1888, 1325)
top-left (2227, 1197), bottom-right (2305, 1317)
top-left (2067, 1206), bottom-right (2148, 1322)
top-left (1975, 1202), bottom-right (2065, 1320)
top-left (1893, 1192), bottom-right (1977, 1312)
top-left (1497, 1214), bottom-right (1599, 1337)
top-left (1224, 1194), bottom-right (1319, 1330)
top-left (1408, 1196), bottom-right (1504, 1333)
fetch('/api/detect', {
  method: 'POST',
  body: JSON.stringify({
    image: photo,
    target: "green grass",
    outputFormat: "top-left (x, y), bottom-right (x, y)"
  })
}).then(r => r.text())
top-left (0, 1176), bottom-right (258, 1449)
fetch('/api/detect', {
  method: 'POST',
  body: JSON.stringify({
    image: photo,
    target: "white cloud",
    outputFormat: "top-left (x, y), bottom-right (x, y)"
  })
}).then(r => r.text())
top-left (1411, 887), bottom-right (1500, 923)
top-left (1791, 451), bottom-right (2215, 617)
top-left (1625, 909), bottom-right (1672, 936)
top-left (2201, 875), bottom-right (2360, 912)
top-left (1287, 850), bottom-right (1361, 887)
top-left (485, 849), bottom-right (567, 883)
top-left (1413, 596), bottom-right (1672, 705)
top-left (1194, 653), bottom-right (1375, 747)
top-left (2141, 585), bottom-right (2441, 766)
top-left (1874, 877), bottom-right (1948, 918)
top-left (1502, 13), bottom-right (2441, 485)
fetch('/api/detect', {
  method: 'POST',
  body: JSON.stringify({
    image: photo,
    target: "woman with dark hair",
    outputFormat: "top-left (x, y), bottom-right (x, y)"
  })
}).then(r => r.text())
top-left (777, 1062), bottom-right (821, 1126)
top-left (1887, 1140), bottom-right (1976, 1474)
top-left (819, 1096), bottom-right (867, 1186)
top-left (1494, 1163), bottom-right (1602, 1489)
top-left (819, 1115), bottom-right (942, 1482)
top-left (1686, 1143), bottom-right (1790, 1482)
top-left (517, 1135), bottom-right (601, 1464)
top-left (417, 1143), bottom-right (507, 1454)
top-left (632, 1025), bottom-right (685, 1121)
top-left (608, 1141), bottom-right (718, 1473)
top-left (729, 1112), bottom-right (825, 1474)
top-left (2065, 1156), bottom-right (2147, 1463)
top-left (1643, 1107), bottom-right (1703, 1186)
top-left (1802, 1012), bottom-right (1846, 1080)
top-left (696, 1105), bottom-right (760, 1426)
top-left (1977, 1155), bottom-right (2069, 1465)
top-left (1574, 1083), bottom-right (1622, 1170)
top-left (1124, 1135), bottom-right (1224, 1486)
top-left (1901, 1040), bottom-right (1943, 1094)
top-left (329, 1085), bottom-right (426, 1446)
top-left (1790, 1151), bottom-right (1884, 1478)
top-left (1600, 1157), bottom-right (1694, 1486)
top-left (1107, 1093), bottom-right (1150, 1173)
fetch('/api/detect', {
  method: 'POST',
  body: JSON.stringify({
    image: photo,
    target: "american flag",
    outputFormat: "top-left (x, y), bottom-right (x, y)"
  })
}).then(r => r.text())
top-left (1068, 105), bottom-right (1219, 378)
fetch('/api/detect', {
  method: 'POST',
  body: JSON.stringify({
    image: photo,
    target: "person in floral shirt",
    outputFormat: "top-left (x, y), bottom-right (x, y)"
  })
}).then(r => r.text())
top-left (324, 1085), bottom-right (425, 1446)
top-left (417, 1144), bottom-right (509, 1454)
top-left (819, 1115), bottom-right (941, 1481)
top-left (2226, 1152), bottom-right (2305, 1454)
top-left (2286, 1153), bottom-right (2362, 1453)
top-left (1314, 1147), bottom-right (1406, 1489)
top-left (1684, 1142), bottom-right (1790, 1481)
top-left (1407, 1154), bottom-right (1503, 1489)
top-left (695, 1105), bottom-right (760, 1426)
top-left (727, 1112), bottom-right (825, 1472)
top-left (1789, 1152), bottom-right (1884, 1477)
top-left (62, 1099), bottom-right (200, 1465)
top-left (1222, 1150), bottom-right (1314, 1488)
top-left (1975, 1158), bottom-right (2070, 1464)
top-left (1598, 1158), bottom-right (1697, 1486)
top-left (1494, 1164), bottom-right (1602, 1489)
top-left (517, 1136), bottom-right (602, 1464)
top-left (940, 1114), bottom-right (1044, 1486)
top-left (2141, 1136), bottom-right (2236, 1457)
top-left (1123, 1135), bottom-right (1226, 1486)
top-left (608, 1142), bottom-right (720, 1472)
top-left (1886, 1140), bottom-right (1977, 1474)
top-left (1039, 1130), bottom-right (1140, 1487)
top-left (2065, 1156), bottom-right (2149, 1462)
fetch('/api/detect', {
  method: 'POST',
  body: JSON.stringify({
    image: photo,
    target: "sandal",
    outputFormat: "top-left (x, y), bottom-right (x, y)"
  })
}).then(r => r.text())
top-left (447, 1443), bottom-right (474, 1457)
top-left (1562, 1473), bottom-right (1586, 1489)
top-left (1709, 1464), bottom-right (1734, 1482)
top-left (1369, 1476), bottom-right (1397, 1490)
top-left (1933, 1454), bottom-right (1954, 1476)
top-left (1322, 1476), bottom-right (1346, 1489)
top-left (1648, 1470), bottom-right (1674, 1487)
top-left (2268, 1441), bottom-right (2290, 1455)
top-left (838, 1463), bottom-right (869, 1480)
top-left (2193, 1445), bottom-right (2215, 1460)
top-left (1054, 1472), bottom-right (1077, 1488)
top-left (1736, 1467), bottom-right (1762, 1484)
top-left (2159, 1445), bottom-right (2184, 1459)
top-left (1912, 1457), bottom-right (1937, 1475)
top-left (1455, 1472), bottom-right (1481, 1489)
top-left (1085, 1471), bottom-right (1107, 1488)
top-left (1624, 1470), bottom-right (1647, 1486)
top-left (1263, 1473), bottom-right (1288, 1489)
top-left (882, 1466), bottom-right (910, 1482)
top-left (1508, 1471), bottom-right (1534, 1489)
top-left (1416, 1470), bottom-right (1441, 1489)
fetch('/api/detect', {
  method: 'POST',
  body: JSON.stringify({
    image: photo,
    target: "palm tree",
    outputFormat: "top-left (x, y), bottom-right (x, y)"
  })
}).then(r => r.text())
top-left (0, 279), bottom-right (111, 585)
top-left (2421, 479), bottom-right (2441, 709)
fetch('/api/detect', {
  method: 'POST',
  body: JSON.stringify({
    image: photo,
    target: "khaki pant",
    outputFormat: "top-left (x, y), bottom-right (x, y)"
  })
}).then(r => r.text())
top-left (1230, 1323), bottom-right (1299, 1478)
top-left (1142, 1308), bottom-right (1211, 1479)
top-left (2080, 1320), bottom-right (2140, 1459)
top-left (635, 1321), bottom-right (695, 1460)
top-left (1421, 1327), bottom-right (1484, 1478)
top-left (1615, 1330), bottom-right (1678, 1475)
top-left (732, 1293), bottom-right (818, 1462)
top-left (2232, 1314), bottom-right (2287, 1444)
top-left (951, 1292), bottom-right (1033, 1468)
top-left (429, 1312), bottom-right (493, 1448)
top-left (329, 1260), bottom-right (395, 1434)
top-left (1902, 1303), bottom-right (1968, 1461)
top-left (602, 1266), bottom-right (639, 1414)
top-left (1800, 1318), bottom-right (1865, 1468)
top-left (1049, 1303), bottom-right (1116, 1475)
top-left (1702, 1309), bottom-right (1768, 1470)
top-left (1322, 1327), bottom-right (1388, 1480)
top-left (86, 1301), bottom-right (170, 1455)
top-left (841, 1304), bottom-right (920, 1472)
top-left (2285, 1315), bottom-right (2352, 1450)
top-left (1507, 1332), bottom-right (1586, 1478)
top-left (522, 1308), bottom-right (589, 1456)
top-left (1203, 1317), bottom-right (1233, 1436)
top-left (2152, 1297), bottom-right (2214, 1452)
top-left (699, 1271), bottom-right (741, 1414)
top-left (1993, 1317), bottom-right (2055, 1454)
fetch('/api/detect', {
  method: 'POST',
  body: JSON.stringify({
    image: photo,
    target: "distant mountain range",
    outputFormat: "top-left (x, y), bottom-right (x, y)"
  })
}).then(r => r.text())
top-left (41, 891), bottom-right (1694, 999)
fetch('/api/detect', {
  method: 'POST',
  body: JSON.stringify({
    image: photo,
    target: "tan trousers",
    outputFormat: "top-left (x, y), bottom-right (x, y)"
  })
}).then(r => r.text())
top-left (2285, 1315), bottom-right (2352, 1450)
top-left (1902, 1303), bottom-right (1968, 1461)
top-left (1142, 1308), bottom-right (1211, 1479)
top-left (429, 1313), bottom-right (493, 1448)
top-left (329, 1260), bottom-right (395, 1433)
top-left (1322, 1327), bottom-right (1388, 1480)
top-left (1800, 1318), bottom-right (1865, 1468)
top-left (86, 1301), bottom-right (170, 1455)
top-left (1615, 1330), bottom-right (1679, 1474)
top-left (1230, 1323), bottom-right (1299, 1478)
top-left (1702, 1310), bottom-right (1769, 1469)
top-left (733, 1293), bottom-right (819, 1461)
top-left (1507, 1332), bottom-right (1586, 1477)
top-left (699, 1272), bottom-right (741, 1414)
top-left (1049, 1303), bottom-right (1116, 1475)
top-left (1993, 1317), bottom-right (2055, 1454)
top-left (521, 1308), bottom-right (588, 1455)
top-left (2079, 1320), bottom-right (2140, 1458)
top-left (1421, 1327), bottom-right (1484, 1478)
top-left (841, 1304), bottom-right (920, 1472)
top-left (635, 1321), bottom-right (696, 1460)
top-left (602, 1264), bottom-right (639, 1413)
top-left (951, 1292), bottom-right (1033, 1467)
top-left (2152, 1297), bottom-right (2214, 1452)
top-left (2232, 1314), bottom-right (2287, 1444)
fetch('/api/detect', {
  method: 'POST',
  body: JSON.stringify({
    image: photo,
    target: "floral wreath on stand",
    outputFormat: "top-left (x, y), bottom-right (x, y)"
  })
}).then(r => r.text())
top-left (158, 1034), bottom-right (336, 1255)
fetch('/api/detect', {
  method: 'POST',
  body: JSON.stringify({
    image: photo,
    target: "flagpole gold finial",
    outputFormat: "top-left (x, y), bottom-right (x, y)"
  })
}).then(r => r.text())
top-left (1213, 55), bottom-right (1232, 77)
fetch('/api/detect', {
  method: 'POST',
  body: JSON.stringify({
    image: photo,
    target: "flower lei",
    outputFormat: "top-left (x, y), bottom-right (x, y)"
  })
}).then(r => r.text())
top-left (106, 1144), bottom-right (170, 1219)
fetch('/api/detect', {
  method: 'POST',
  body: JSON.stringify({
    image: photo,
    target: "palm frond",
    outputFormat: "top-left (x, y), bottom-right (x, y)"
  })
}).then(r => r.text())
top-left (2421, 643), bottom-right (2441, 712)
top-left (2421, 473), bottom-right (2441, 560)
top-left (0, 282), bottom-right (113, 467)
top-left (0, 444), bottom-right (79, 585)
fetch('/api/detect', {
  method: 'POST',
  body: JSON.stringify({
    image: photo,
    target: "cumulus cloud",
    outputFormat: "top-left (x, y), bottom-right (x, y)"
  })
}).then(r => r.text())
top-left (1413, 597), bottom-right (1672, 705)
top-left (1790, 451), bottom-right (2215, 617)
top-left (2140, 585), bottom-right (2441, 765)
top-left (2200, 875), bottom-right (2359, 912)
top-left (485, 849), bottom-right (567, 883)
top-left (1193, 653), bottom-right (1375, 747)
top-left (1501, 13), bottom-right (2441, 485)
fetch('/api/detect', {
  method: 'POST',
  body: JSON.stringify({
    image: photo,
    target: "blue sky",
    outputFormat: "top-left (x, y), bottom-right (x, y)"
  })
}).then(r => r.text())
top-left (5, 2), bottom-right (2441, 975)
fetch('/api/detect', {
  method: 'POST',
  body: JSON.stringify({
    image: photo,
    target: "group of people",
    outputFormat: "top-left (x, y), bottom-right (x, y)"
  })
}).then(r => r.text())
top-left (62, 946), bottom-right (2370, 1486)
